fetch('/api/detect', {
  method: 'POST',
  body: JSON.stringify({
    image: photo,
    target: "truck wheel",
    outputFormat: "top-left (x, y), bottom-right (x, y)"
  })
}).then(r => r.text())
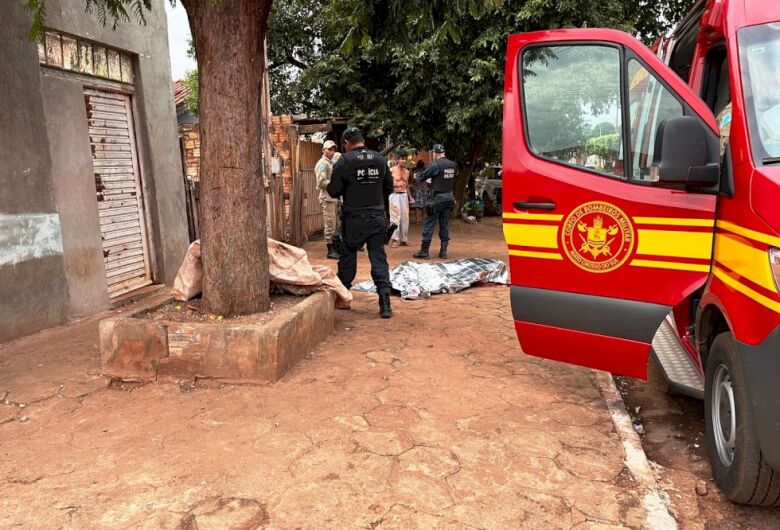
top-left (704, 332), bottom-right (780, 505)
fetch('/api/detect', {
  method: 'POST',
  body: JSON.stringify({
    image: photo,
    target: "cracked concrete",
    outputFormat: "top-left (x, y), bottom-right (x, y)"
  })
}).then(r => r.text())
top-left (0, 219), bottom-right (661, 528)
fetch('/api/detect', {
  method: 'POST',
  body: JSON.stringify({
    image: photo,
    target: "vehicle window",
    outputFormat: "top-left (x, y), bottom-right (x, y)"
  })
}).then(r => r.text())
top-left (738, 22), bottom-right (780, 162)
top-left (701, 46), bottom-right (730, 115)
top-left (666, 4), bottom-right (704, 83)
top-left (627, 59), bottom-right (684, 181)
top-left (668, 27), bottom-right (698, 83)
top-left (522, 45), bottom-right (624, 177)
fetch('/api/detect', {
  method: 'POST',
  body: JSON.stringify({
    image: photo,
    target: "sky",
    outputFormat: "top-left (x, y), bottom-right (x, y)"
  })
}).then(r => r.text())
top-left (165, 2), bottom-right (195, 81)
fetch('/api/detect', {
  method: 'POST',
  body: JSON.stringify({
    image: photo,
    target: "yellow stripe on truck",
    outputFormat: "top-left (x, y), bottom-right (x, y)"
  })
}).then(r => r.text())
top-left (717, 220), bottom-right (780, 247)
top-left (714, 234), bottom-right (777, 293)
top-left (503, 212), bottom-right (564, 221)
top-left (633, 217), bottom-right (715, 227)
top-left (508, 249), bottom-right (563, 261)
top-left (714, 267), bottom-right (780, 313)
top-left (503, 223), bottom-right (559, 249)
top-left (630, 259), bottom-right (710, 272)
top-left (636, 229), bottom-right (713, 260)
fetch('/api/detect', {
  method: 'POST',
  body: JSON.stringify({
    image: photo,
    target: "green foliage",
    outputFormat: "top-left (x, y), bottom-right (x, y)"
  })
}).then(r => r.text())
top-left (585, 133), bottom-right (621, 163)
top-left (25, 0), bottom-right (153, 39)
top-left (523, 45), bottom-right (621, 161)
top-left (591, 121), bottom-right (617, 136)
top-left (182, 0), bottom-right (326, 115)
top-left (183, 68), bottom-right (200, 115)
top-left (626, 0), bottom-right (698, 44)
top-left (275, 0), bottom-right (683, 178)
top-left (266, 0), bottom-right (326, 114)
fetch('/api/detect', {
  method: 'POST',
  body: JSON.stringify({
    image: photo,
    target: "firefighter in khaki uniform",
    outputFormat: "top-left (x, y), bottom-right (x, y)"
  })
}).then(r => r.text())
top-left (316, 140), bottom-right (340, 259)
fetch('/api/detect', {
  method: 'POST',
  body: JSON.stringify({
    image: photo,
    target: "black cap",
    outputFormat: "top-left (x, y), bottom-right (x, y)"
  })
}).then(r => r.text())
top-left (432, 143), bottom-right (445, 153)
top-left (396, 148), bottom-right (408, 158)
top-left (342, 126), bottom-right (363, 143)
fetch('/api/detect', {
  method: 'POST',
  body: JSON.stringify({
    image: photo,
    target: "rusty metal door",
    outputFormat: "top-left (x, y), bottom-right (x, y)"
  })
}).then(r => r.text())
top-left (299, 141), bottom-right (324, 235)
top-left (85, 89), bottom-right (152, 298)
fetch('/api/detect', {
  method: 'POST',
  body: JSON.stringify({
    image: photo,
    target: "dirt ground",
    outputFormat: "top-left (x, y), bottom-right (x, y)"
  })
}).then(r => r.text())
top-left (0, 217), bottom-right (760, 528)
top-left (618, 364), bottom-right (780, 529)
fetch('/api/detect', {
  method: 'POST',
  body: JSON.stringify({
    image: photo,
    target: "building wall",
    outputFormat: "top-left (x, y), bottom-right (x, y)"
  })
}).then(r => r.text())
top-left (41, 76), bottom-right (111, 316)
top-left (180, 115), bottom-right (295, 188)
top-left (0, 0), bottom-right (187, 343)
top-left (271, 115), bottom-right (294, 191)
top-left (180, 123), bottom-right (201, 182)
top-left (0, 4), bottom-right (71, 342)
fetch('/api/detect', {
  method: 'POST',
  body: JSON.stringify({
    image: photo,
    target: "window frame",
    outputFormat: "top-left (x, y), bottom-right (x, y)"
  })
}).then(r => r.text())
top-left (624, 49), bottom-right (700, 187)
top-left (519, 41), bottom-right (628, 181)
top-left (518, 42), bottom-right (704, 188)
top-left (626, 56), bottom-right (686, 183)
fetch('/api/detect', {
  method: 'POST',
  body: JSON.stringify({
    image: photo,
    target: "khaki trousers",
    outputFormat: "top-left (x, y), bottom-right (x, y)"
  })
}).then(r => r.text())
top-left (321, 200), bottom-right (339, 243)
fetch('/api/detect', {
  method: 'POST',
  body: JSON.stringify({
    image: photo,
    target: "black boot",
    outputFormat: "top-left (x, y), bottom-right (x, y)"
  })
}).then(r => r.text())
top-left (326, 243), bottom-right (339, 260)
top-left (378, 292), bottom-right (392, 319)
top-left (414, 241), bottom-right (430, 259)
top-left (439, 242), bottom-right (448, 259)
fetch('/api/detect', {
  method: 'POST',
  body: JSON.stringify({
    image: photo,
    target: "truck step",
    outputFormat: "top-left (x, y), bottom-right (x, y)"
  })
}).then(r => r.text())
top-left (651, 320), bottom-right (704, 400)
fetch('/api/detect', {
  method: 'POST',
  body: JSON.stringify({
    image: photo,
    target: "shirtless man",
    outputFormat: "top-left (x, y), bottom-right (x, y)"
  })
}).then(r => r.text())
top-left (388, 149), bottom-right (414, 247)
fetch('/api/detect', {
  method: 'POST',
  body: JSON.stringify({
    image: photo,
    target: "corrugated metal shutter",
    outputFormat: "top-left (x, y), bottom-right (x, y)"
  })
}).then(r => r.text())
top-left (85, 89), bottom-right (152, 297)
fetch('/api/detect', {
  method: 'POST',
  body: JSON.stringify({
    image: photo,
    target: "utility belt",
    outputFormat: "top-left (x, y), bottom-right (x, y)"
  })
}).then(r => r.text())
top-left (426, 192), bottom-right (454, 214)
top-left (342, 205), bottom-right (385, 217)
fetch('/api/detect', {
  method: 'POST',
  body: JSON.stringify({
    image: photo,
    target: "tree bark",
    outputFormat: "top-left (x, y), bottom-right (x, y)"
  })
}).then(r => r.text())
top-left (453, 139), bottom-right (485, 213)
top-left (182, 0), bottom-right (273, 316)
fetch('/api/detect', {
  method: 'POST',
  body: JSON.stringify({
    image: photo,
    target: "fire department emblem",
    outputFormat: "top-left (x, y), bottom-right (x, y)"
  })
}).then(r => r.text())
top-left (561, 201), bottom-right (634, 273)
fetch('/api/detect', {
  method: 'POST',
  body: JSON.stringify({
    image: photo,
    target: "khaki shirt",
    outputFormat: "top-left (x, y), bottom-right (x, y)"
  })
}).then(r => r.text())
top-left (315, 156), bottom-right (337, 203)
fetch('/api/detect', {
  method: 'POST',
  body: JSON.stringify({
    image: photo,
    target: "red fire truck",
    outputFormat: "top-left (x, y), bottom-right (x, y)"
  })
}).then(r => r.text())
top-left (502, 0), bottom-right (780, 505)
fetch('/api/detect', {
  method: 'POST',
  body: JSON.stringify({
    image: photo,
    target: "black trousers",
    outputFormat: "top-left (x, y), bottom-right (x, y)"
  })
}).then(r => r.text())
top-left (338, 212), bottom-right (391, 293)
top-left (422, 199), bottom-right (453, 244)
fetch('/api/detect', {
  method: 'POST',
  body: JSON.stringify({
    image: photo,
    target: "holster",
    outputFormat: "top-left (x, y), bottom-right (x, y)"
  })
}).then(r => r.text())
top-left (385, 223), bottom-right (398, 245)
top-left (332, 202), bottom-right (346, 254)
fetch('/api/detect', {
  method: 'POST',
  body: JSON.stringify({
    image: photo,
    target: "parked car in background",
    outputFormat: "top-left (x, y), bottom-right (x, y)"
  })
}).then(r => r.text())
top-left (476, 165), bottom-right (502, 216)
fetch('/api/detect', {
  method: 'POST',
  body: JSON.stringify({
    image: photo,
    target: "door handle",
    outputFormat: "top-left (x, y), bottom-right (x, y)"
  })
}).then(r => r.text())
top-left (513, 201), bottom-right (556, 211)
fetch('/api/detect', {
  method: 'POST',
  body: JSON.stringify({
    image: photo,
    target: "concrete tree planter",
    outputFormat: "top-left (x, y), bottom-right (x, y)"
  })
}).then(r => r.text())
top-left (99, 291), bottom-right (334, 384)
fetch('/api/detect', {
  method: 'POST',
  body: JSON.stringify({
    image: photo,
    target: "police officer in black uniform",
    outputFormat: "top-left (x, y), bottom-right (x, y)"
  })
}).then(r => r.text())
top-left (414, 143), bottom-right (458, 259)
top-left (327, 127), bottom-right (394, 319)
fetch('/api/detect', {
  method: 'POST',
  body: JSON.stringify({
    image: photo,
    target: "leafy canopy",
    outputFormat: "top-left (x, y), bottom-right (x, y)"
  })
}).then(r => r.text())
top-left (284, 0), bottom-right (664, 164)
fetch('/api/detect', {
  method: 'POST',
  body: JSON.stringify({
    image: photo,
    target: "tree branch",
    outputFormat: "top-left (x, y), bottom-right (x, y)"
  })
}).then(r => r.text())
top-left (287, 54), bottom-right (309, 70)
top-left (268, 54), bottom-right (309, 71)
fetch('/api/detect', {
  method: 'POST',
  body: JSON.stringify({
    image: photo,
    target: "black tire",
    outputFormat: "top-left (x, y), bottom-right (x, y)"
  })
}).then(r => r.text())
top-left (704, 332), bottom-right (780, 506)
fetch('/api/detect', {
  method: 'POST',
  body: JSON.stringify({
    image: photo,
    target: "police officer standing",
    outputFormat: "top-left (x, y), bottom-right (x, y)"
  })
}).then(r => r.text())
top-left (316, 140), bottom-right (340, 260)
top-left (327, 127), bottom-right (394, 319)
top-left (414, 144), bottom-right (457, 259)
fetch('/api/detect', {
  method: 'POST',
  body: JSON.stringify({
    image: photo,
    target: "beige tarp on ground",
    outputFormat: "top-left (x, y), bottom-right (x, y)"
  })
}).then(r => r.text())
top-left (172, 239), bottom-right (352, 308)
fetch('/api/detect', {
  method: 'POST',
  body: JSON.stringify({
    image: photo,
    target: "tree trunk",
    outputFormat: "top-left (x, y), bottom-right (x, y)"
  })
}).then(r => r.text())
top-left (182, 0), bottom-right (273, 316)
top-left (453, 139), bottom-right (485, 213)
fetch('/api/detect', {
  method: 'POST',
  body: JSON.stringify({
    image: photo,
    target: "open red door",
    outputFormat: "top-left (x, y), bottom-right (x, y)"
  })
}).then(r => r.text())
top-left (502, 29), bottom-right (720, 379)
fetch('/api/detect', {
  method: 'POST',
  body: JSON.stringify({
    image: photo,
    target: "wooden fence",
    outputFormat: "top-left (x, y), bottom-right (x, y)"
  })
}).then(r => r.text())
top-left (299, 140), bottom-right (324, 237)
top-left (286, 128), bottom-right (326, 246)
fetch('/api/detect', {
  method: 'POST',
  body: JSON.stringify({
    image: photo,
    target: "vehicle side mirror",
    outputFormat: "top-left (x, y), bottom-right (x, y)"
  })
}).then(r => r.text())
top-left (651, 116), bottom-right (719, 188)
